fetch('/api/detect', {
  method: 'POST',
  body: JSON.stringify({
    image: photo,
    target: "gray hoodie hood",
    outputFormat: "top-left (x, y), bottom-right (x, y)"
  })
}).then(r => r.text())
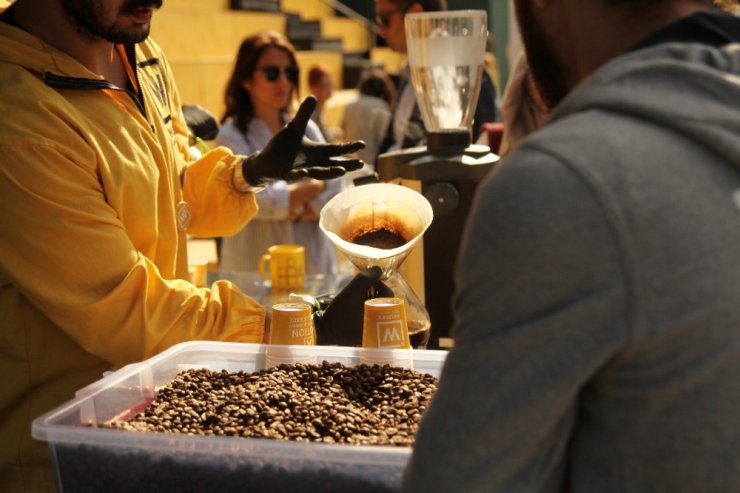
top-left (550, 36), bottom-right (740, 172)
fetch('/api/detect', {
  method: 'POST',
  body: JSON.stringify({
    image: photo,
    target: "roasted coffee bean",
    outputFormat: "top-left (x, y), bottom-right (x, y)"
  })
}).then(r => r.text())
top-left (105, 362), bottom-right (437, 448)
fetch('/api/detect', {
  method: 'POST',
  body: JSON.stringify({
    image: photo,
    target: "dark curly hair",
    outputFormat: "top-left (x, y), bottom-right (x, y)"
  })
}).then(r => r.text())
top-left (387, 0), bottom-right (447, 13)
top-left (357, 68), bottom-right (397, 110)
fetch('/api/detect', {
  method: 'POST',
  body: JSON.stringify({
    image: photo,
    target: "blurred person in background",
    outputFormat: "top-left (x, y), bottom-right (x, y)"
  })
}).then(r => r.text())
top-left (216, 32), bottom-right (345, 276)
top-left (341, 67), bottom-right (396, 184)
top-left (403, 0), bottom-right (740, 491)
top-left (307, 62), bottom-right (341, 143)
top-left (496, 50), bottom-right (549, 156)
top-left (714, 0), bottom-right (740, 12)
top-left (0, 1), bottom-right (363, 490)
top-left (375, 0), bottom-right (498, 152)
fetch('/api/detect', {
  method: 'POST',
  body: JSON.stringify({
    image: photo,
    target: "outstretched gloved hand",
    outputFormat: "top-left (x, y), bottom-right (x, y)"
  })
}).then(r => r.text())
top-left (241, 96), bottom-right (366, 187)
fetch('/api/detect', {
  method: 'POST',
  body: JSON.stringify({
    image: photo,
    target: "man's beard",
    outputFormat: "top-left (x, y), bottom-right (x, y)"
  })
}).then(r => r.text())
top-left (515, 0), bottom-right (569, 110)
top-left (61, 0), bottom-right (163, 44)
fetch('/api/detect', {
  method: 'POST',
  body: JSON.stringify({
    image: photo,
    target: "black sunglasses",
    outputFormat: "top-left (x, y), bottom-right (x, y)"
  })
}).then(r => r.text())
top-left (259, 65), bottom-right (299, 83)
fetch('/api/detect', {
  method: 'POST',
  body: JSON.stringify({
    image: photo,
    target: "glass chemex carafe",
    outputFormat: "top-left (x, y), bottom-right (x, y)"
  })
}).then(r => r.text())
top-left (319, 183), bottom-right (433, 348)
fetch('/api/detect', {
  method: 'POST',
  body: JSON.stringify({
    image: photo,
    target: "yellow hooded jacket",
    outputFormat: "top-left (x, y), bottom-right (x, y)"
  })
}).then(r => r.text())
top-left (0, 15), bottom-right (265, 492)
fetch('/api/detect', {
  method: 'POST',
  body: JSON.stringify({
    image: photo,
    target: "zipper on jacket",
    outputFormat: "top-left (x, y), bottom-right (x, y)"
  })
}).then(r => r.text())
top-left (43, 72), bottom-right (148, 118)
top-left (124, 43), bottom-right (148, 120)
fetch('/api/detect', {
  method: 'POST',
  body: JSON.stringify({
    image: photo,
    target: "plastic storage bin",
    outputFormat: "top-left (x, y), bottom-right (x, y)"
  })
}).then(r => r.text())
top-left (32, 341), bottom-right (448, 493)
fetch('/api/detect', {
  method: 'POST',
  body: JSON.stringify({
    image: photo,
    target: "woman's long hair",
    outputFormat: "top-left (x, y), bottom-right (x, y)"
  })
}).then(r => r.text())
top-left (221, 31), bottom-right (300, 134)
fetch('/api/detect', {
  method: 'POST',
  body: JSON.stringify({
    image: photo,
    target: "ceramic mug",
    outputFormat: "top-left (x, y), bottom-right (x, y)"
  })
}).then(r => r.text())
top-left (258, 244), bottom-right (305, 290)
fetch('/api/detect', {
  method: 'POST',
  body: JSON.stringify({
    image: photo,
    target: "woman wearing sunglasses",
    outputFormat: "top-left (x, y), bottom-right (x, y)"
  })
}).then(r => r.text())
top-left (215, 31), bottom-right (343, 276)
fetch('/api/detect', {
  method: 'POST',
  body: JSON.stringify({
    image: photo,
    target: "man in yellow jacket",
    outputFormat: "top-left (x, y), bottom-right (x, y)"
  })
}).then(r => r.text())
top-left (0, 0), bottom-right (363, 491)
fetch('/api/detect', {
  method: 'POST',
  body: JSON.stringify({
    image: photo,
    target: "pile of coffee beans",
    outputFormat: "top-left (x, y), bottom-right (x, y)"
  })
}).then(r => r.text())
top-left (106, 361), bottom-right (438, 447)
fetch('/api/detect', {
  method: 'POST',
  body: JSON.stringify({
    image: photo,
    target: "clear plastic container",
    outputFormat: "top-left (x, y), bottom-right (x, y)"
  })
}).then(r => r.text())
top-left (32, 341), bottom-right (447, 493)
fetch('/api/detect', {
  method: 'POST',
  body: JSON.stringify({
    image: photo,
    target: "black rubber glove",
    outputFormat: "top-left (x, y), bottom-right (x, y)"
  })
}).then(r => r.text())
top-left (314, 266), bottom-right (392, 346)
top-left (241, 96), bottom-right (366, 187)
top-left (182, 104), bottom-right (220, 141)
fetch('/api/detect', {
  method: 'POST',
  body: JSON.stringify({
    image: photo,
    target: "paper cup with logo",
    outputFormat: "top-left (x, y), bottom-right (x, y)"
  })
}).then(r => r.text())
top-left (361, 297), bottom-right (414, 368)
top-left (259, 244), bottom-right (305, 290)
top-left (266, 302), bottom-right (317, 367)
top-left (188, 262), bottom-right (208, 288)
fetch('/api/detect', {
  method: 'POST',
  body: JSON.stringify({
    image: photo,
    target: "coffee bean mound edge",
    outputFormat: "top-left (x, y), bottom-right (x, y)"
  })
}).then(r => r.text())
top-left (105, 361), bottom-right (438, 447)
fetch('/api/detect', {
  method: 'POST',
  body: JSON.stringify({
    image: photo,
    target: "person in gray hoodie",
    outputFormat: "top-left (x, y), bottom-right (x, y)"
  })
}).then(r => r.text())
top-left (402, 1), bottom-right (740, 492)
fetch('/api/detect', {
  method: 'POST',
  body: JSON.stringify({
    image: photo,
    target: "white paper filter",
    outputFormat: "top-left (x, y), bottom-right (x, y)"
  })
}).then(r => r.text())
top-left (319, 183), bottom-right (433, 265)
